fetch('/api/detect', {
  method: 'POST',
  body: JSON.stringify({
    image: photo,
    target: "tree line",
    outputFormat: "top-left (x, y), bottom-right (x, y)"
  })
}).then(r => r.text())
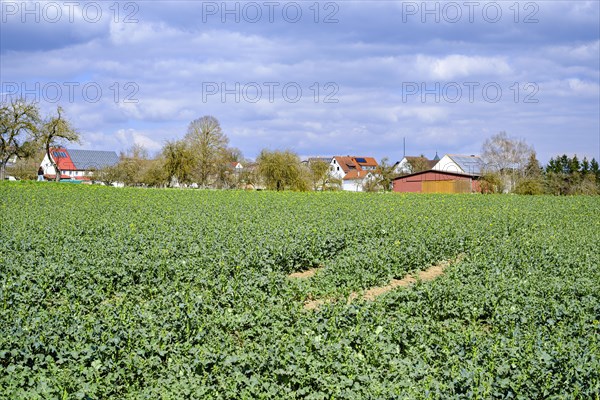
top-left (2, 99), bottom-right (599, 194)
top-left (479, 132), bottom-right (600, 195)
top-left (0, 99), bottom-right (79, 182)
top-left (1, 100), bottom-right (337, 190)
top-left (96, 117), bottom-right (340, 190)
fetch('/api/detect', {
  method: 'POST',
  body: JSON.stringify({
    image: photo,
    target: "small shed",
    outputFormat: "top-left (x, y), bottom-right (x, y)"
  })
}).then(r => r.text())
top-left (393, 170), bottom-right (481, 194)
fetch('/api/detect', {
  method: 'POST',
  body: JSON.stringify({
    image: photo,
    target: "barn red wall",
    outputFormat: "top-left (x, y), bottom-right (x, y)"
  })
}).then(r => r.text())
top-left (393, 179), bottom-right (421, 192)
top-left (393, 171), bottom-right (480, 193)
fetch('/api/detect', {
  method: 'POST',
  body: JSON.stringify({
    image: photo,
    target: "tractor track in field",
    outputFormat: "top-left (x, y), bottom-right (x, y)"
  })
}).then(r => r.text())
top-left (301, 254), bottom-right (464, 310)
top-left (288, 266), bottom-right (322, 279)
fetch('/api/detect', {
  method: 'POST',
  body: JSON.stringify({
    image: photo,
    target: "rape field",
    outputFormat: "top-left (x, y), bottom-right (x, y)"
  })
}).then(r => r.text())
top-left (1, 182), bottom-right (599, 399)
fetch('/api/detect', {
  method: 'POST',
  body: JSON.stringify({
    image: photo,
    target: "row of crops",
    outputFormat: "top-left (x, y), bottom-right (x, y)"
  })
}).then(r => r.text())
top-left (1, 182), bottom-right (599, 399)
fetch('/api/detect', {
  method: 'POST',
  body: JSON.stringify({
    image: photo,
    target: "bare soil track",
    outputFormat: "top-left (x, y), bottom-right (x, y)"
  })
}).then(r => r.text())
top-left (288, 266), bottom-right (322, 279)
top-left (302, 255), bottom-right (464, 310)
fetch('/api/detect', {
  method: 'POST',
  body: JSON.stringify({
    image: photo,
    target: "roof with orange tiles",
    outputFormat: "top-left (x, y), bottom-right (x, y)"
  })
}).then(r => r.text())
top-left (352, 156), bottom-right (378, 167)
top-left (333, 156), bottom-right (378, 173)
top-left (343, 170), bottom-right (371, 180)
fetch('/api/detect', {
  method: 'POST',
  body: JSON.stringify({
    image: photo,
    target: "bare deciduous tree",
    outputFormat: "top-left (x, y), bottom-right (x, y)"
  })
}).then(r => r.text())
top-left (40, 106), bottom-right (80, 182)
top-left (375, 157), bottom-right (397, 191)
top-left (184, 116), bottom-right (229, 187)
top-left (482, 132), bottom-right (533, 172)
top-left (308, 159), bottom-right (331, 191)
top-left (0, 99), bottom-right (40, 180)
top-left (407, 155), bottom-right (430, 174)
top-left (481, 132), bottom-right (533, 192)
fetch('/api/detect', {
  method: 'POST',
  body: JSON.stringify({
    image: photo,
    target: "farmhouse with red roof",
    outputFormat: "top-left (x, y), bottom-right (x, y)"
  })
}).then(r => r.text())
top-left (329, 156), bottom-right (378, 191)
top-left (40, 148), bottom-right (119, 181)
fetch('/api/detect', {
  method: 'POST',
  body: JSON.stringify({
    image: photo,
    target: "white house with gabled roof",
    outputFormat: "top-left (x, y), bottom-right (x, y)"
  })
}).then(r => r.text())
top-left (432, 154), bottom-right (483, 176)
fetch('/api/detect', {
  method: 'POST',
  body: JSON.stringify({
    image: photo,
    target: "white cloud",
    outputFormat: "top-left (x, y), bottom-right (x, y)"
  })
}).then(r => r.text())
top-left (567, 78), bottom-right (600, 96)
top-left (544, 40), bottom-right (600, 62)
top-left (115, 129), bottom-right (163, 152)
top-left (1, 2), bottom-right (598, 162)
top-left (417, 55), bottom-right (512, 80)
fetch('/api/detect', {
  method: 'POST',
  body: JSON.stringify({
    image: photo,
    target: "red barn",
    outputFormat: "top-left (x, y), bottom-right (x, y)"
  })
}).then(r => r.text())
top-left (393, 170), bottom-right (481, 194)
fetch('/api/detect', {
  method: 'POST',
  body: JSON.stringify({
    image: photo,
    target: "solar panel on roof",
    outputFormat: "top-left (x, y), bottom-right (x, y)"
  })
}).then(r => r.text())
top-left (450, 155), bottom-right (483, 174)
top-left (66, 149), bottom-right (119, 170)
top-left (355, 157), bottom-right (367, 163)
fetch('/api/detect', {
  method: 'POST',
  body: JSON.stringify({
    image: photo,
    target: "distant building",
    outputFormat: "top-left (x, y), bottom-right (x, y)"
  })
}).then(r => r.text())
top-left (40, 148), bottom-right (119, 180)
top-left (342, 170), bottom-right (374, 192)
top-left (305, 157), bottom-right (332, 165)
top-left (393, 154), bottom-right (438, 174)
top-left (330, 156), bottom-right (378, 179)
top-left (229, 162), bottom-right (243, 172)
top-left (301, 156), bottom-right (333, 169)
top-left (6, 154), bottom-right (18, 167)
top-left (329, 156), bottom-right (378, 191)
top-left (393, 170), bottom-right (481, 194)
top-left (432, 154), bottom-right (483, 175)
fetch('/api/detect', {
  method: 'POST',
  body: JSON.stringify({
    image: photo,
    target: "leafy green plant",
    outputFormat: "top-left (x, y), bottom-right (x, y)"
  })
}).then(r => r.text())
top-left (0, 183), bottom-right (598, 398)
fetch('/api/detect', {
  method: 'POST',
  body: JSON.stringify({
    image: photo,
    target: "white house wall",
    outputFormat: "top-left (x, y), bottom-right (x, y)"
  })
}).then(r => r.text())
top-left (40, 154), bottom-right (56, 175)
top-left (432, 155), bottom-right (463, 174)
top-left (393, 157), bottom-right (411, 174)
top-left (342, 180), bottom-right (363, 192)
top-left (329, 158), bottom-right (345, 180)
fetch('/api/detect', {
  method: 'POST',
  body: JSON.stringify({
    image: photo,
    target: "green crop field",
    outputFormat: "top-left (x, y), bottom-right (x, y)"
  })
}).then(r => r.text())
top-left (1, 183), bottom-right (599, 399)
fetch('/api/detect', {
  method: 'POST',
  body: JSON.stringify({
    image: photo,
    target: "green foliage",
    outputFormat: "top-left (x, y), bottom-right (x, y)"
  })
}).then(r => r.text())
top-left (1, 184), bottom-right (599, 398)
top-left (406, 155), bottom-right (430, 174)
top-left (0, 98), bottom-right (41, 180)
top-left (545, 155), bottom-right (599, 195)
top-left (514, 178), bottom-right (544, 195)
top-left (5, 149), bottom-right (45, 180)
top-left (257, 149), bottom-right (309, 191)
top-left (572, 173), bottom-right (599, 195)
top-left (308, 160), bottom-right (330, 191)
top-left (523, 152), bottom-right (543, 178)
top-left (479, 172), bottom-right (504, 194)
top-left (375, 157), bottom-right (397, 191)
top-left (95, 146), bottom-right (167, 187)
top-left (162, 140), bottom-right (194, 186)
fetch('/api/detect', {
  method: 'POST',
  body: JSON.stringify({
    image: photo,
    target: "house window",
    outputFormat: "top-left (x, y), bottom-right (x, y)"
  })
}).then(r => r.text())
top-left (337, 166), bottom-right (340, 171)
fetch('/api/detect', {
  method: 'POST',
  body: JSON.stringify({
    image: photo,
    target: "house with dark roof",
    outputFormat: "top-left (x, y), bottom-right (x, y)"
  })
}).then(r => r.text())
top-left (307, 157), bottom-right (332, 165)
top-left (330, 156), bottom-right (378, 191)
top-left (393, 154), bottom-right (439, 174)
top-left (301, 157), bottom-right (332, 169)
top-left (40, 148), bottom-right (119, 180)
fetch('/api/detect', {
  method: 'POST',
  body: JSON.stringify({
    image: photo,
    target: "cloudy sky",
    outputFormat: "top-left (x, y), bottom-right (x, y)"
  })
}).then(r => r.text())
top-left (1, 1), bottom-right (599, 163)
